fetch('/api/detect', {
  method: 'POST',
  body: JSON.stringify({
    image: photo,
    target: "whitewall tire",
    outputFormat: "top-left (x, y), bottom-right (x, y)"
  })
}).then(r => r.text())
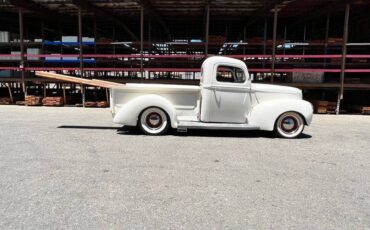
top-left (275, 112), bottom-right (305, 138)
top-left (139, 107), bottom-right (170, 135)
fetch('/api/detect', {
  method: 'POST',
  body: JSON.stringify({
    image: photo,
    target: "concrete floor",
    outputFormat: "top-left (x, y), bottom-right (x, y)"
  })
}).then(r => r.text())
top-left (0, 105), bottom-right (369, 229)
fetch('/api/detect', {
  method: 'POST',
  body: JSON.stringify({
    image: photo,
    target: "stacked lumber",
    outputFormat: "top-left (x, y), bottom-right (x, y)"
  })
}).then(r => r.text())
top-left (84, 101), bottom-right (97, 107)
top-left (311, 100), bottom-right (328, 114)
top-left (0, 97), bottom-right (11, 105)
top-left (310, 100), bottom-right (337, 114)
top-left (363, 107), bottom-right (370, 115)
top-left (25, 95), bottom-right (43, 106)
top-left (97, 101), bottom-right (109, 107)
top-left (326, 102), bottom-right (337, 113)
top-left (345, 105), bottom-right (370, 115)
top-left (42, 97), bottom-right (64, 106)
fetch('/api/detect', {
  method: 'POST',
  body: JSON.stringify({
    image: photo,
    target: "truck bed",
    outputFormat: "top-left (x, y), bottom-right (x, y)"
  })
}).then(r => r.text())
top-left (111, 83), bottom-right (201, 118)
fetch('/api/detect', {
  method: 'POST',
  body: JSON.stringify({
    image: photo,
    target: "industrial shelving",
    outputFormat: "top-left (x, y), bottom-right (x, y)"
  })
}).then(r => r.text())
top-left (0, 0), bottom-right (369, 113)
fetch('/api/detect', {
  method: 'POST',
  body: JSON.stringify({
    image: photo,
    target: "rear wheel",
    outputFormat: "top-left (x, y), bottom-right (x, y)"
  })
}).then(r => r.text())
top-left (139, 107), bottom-right (169, 135)
top-left (275, 112), bottom-right (305, 138)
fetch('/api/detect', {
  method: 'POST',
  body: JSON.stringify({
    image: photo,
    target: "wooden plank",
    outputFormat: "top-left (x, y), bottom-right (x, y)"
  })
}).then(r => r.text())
top-left (35, 71), bottom-right (124, 88)
top-left (92, 79), bottom-right (123, 87)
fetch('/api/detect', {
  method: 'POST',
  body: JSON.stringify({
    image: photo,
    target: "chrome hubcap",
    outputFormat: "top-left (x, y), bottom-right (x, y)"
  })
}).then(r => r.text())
top-left (281, 116), bottom-right (298, 132)
top-left (282, 118), bottom-right (295, 130)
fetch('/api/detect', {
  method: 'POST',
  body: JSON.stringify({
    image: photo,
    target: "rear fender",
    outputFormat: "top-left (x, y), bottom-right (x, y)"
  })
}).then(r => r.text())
top-left (249, 99), bottom-right (313, 131)
top-left (113, 94), bottom-right (177, 128)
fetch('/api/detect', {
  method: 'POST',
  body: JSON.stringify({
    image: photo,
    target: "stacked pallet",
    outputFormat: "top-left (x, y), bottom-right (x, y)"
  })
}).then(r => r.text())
top-left (310, 100), bottom-right (337, 114)
top-left (362, 107), bottom-right (370, 115)
top-left (345, 105), bottom-right (370, 115)
top-left (42, 97), bottom-right (64, 106)
top-left (97, 101), bottom-right (109, 107)
top-left (84, 101), bottom-right (97, 107)
top-left (25, 95), bottom-right (43, 106)
top-left (326, 102), bottom-right (337, 113)
top-left (0, 97), bottom-right (11, 105)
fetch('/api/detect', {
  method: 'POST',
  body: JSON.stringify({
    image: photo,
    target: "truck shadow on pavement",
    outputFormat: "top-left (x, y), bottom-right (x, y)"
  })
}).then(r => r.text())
top-left (57, 125), bottom-right (312, 139)
top-left (117, 126), bottom-right (312, 139)
top-left (58, 125), bottom-right (120, 130)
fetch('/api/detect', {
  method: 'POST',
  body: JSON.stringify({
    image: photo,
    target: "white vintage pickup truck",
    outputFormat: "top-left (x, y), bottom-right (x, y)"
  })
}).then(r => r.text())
top-left (110, 56), bottom-right (313, 138)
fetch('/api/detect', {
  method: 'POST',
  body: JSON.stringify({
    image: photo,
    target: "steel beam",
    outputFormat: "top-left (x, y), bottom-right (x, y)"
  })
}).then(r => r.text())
top-left (337, 4), bottom-right (351, 114)
top-left (291, 0), bottom-right (353, 26)
top-left (140, 6), bottom-right (144, 81)
top-left (205, 3), bottom-right (210, 56)
top-left (263, 17), bottom-right (267, 69)
top-left (9, 0), bottom-right (97, 35)
top-left (18, 7), bottom-right (26, 95)
top-left (10, 0), bottom-right (58, 21)
top-left (302, 25), bottom-right (306, 55)
top-left (78, 7), bottom-right (85, 106)
top-left (324, 15), bottom-right (330, 68)
top-left (271, 5), bottom-right (278, 83)
top-left (239, 0), bottom-right (285, 36)
top-left (137, 0), bottom-right (171, 41)
top-left (71, 0), bottom-right (138, 40)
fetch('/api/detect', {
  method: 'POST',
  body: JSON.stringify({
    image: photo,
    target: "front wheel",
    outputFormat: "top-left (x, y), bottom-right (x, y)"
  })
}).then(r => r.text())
top-left (139, 107), bottom-right (170, 135)
top-left (274, 112), bottom-right (305, 138)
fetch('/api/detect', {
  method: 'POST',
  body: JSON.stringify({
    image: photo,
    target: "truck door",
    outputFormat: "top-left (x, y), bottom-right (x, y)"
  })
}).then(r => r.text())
top-left (202, 64), bottom-right (251, 123)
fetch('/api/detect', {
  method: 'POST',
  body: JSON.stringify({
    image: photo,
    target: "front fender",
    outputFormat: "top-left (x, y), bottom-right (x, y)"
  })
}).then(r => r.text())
top-left (249, 99), bottom-right (313, 131)
top-left (113, 94), bottom-right (177, 128)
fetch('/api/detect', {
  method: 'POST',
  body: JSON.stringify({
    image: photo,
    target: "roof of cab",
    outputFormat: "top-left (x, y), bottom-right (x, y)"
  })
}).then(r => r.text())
top-left (201, 56), bottom-right (246, 68)
top-left (201, 56), bottom-right (248, 85)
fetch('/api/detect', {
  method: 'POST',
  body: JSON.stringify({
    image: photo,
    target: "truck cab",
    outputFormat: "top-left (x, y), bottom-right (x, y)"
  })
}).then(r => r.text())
top-left (199, 56), bottom-right (252, 123)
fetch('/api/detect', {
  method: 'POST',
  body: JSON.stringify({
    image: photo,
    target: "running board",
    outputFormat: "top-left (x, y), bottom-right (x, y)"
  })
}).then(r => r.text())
top-left (177, 121), bottom-right (259, 131)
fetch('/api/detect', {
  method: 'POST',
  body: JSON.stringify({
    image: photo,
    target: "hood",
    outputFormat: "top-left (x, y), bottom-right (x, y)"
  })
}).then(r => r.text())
top-left (252, 83), bottom-right (301, 95)
top-left (251, 83), bottom-right (302, 101)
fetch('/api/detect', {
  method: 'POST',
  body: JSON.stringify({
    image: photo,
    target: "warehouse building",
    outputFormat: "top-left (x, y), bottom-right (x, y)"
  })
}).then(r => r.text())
top-left (0, 0), bottom-right (369, 113)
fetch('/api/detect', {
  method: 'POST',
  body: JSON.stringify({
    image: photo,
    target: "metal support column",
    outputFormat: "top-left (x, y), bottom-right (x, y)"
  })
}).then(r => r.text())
top-left (283, 26), bottom-right (287, 55)
top-left (148, 18), bottom-right (151, 79)
top-left (205, 3), bottom-right (210, 56)
top-left (243, 27), bottom-right (246, 55)
top-left (263, 17), bottom-right (267, 69)
top-left (140, 6), bottom-right (144, 81)
top-left (324, 15), bottom-right (330, 68)
top-left (302, 25), bottom-right (306, 55)
top-left (78, 7), bottom-right (85, 106)
top-left (18, 8), bottom-right (26, 95)
top-left (337, 4), bottom-right (350, 115)
top-left (93, 19), bottom-right (97, 54)
top-left (271, 5), bottom-right (278, 83)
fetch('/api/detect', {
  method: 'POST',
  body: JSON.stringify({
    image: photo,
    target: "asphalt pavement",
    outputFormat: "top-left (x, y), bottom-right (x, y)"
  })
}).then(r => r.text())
top-left (0, 106), bottom-right (369, 229)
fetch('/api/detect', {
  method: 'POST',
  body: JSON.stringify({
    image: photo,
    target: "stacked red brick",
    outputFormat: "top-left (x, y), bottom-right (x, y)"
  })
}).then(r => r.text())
top-left (25, 95), bottom-right (43, 106)
top-left (84, 101), bottom-right (109, 107)
top-left (310, 100), bottom-right (337, 114)
top-left (0, 97), bottom-right (11, 105)
top-left (84, 101), bottom-right (97, 107)
top-left (42, 97), bottom-right (64, 106)
top-left (97, 101), bottom-right (109, 107)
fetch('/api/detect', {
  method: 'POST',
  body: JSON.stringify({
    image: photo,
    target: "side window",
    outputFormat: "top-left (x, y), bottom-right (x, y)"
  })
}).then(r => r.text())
top-left (216, 66), bottom-right (246, 83)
